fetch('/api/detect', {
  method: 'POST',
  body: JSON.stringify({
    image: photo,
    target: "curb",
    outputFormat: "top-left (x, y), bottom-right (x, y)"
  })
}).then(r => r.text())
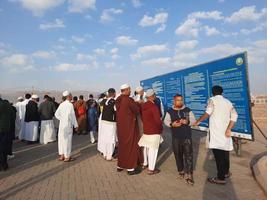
top-left (250, 152), bottom-right (267, 196)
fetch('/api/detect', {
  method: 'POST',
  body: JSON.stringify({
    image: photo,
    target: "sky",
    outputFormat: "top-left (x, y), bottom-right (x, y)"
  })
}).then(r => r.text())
top-left (0, 0), bottom-right (267, 94)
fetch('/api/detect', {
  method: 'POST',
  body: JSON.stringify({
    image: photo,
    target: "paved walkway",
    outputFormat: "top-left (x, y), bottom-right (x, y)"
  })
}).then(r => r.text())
top-left (0, 126), bottom-right (267, 200)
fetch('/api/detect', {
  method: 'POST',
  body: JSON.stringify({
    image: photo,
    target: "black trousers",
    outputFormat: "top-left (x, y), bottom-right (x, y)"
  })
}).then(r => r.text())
top-left (7, 135), bottom-right (13, 155)
top-left (212, 149), bottom-right (230, 180)
top-left (172, 137), bottom-right (193, 174)
top-left (0, 132), bottom-right (9, 170)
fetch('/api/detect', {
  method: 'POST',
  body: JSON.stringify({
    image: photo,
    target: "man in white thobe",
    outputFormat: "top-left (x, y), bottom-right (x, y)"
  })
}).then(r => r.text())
top-left (55, 91), bottom-right (78, 162)
top-left (39, 95), bottom-right (56, 144)
top-left (97, 94), bottom-right (107, 154)
top-left (18, 94), bottom-right (31, 140)
top-left (100, 88), bottom-right (117, 161)
top-left (14, 97), bottom-right (23, 138)
top-left (24, 94), bottom-right (39, 143)
top-left (138, 89), bottom-right (163, 175)
top-left (134, 86), bottom-right (146, 137)
top-left (194, 85), bottom-right (238, 185)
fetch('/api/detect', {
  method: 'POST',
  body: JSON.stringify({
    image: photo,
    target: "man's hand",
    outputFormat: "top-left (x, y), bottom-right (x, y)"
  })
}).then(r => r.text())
top-left (225, 129), bottom-right (232, 138)
top-left (180, 119), bottom-right (188, 125)
top-left (172, 121), bottom-right (181, 128)
top-left (192, 120), bottom-right (200, 126)
top-left (74, 127), bottom-right (79, 132)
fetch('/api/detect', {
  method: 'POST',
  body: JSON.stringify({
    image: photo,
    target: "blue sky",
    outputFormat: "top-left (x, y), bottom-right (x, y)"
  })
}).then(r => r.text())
top-left (0, 0), bottom-right (267, 94)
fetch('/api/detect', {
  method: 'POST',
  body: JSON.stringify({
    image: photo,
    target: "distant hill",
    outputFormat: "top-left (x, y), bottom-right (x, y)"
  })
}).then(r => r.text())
top-left (0, 90), bottom-right (101, 104)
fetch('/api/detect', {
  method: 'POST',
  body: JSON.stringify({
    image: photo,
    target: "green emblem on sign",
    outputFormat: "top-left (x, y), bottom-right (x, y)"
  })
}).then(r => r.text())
top-left (236, 57), bottom-right (243, 66)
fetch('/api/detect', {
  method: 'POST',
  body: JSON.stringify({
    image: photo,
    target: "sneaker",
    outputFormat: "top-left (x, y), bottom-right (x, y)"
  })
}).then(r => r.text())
top-left (127, 168), bottom-right (141, 176)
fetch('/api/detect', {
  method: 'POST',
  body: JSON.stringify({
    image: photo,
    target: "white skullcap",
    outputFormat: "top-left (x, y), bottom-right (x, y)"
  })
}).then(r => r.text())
top-left (146, 89), bottom-right (155, 97)
top-left (63, 90), bottom-right (70, 97)
top-left (17, 96), bottom-right (23, 100)
top-left (135, 86), bottom-right (144, 92)
top-left (31, 94), bottom-right (38, 99)
top-left (120, 84), bottom-right (130, 90)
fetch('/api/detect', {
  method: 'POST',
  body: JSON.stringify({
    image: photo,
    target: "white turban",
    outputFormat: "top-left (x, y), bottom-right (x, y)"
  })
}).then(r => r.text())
top-left (63, 91), bottom-right (70, 97)
top-left (146, 89), bottom-right (155, 97)
top-left (31, 94), bottom-right (39, 99)
top-left (120, 84), bottom-right (130, 90)
top-left (135, 86), bottom-right (144, 92)
top-left (17, 96), bottom-right (23, 100)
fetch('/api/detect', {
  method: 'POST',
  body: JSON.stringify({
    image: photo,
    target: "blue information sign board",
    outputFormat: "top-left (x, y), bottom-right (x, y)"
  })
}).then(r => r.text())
top-left (140, 52), bottom-right (253, 140)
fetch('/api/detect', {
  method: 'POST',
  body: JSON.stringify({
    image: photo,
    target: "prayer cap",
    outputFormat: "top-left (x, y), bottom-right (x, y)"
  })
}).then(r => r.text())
top-left (120, 84), bottom-right (130, 90)
top-left (31, 94), bottom-right (38, 99)
top-left (17, 96), bottom-right (23, 100)
top-left (135, 86), bottom-right (143, 92)
top-left (146, 89), bottom-right (155, 97)
top-left (63, 91), bottom-right (70, 97)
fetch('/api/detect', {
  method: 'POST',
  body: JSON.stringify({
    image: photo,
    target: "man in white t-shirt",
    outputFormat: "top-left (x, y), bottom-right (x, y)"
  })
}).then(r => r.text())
top-left (194, 85), bottom-right (238, 185)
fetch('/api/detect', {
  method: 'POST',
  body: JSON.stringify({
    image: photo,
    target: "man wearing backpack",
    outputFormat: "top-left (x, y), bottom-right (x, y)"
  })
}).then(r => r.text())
top-left (74, 95), bottom-right (87, 135)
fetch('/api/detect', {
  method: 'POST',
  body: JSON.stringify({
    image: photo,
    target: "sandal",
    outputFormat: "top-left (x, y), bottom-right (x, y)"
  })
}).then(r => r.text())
top-left (148, 169), bottom-right (160, 175)
top-left (207, 177), bottom-right (226, 185)
top-left (225, 172), bottom-right (232, 178)
top-left (58, 156), bottom-right (65, 161)
top-left (142, 165), bottom-right (148, 169)
top-left (178, 172), bottom-right (185, 179)
top-left (117, 167), bottom-right (124, 172)
top-left (64, 157), bottom-right (75, 162)
top-left (185, 178), bottom-right (194, 185)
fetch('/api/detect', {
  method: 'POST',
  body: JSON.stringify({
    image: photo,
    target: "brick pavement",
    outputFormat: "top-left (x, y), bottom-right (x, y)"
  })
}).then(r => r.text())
top-left (0, 126), bottom-right (267, 200)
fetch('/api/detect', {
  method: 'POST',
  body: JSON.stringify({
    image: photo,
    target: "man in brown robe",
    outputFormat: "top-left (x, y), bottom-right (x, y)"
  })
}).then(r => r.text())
top-left (115, 84), bottom-right (142, 175)
top-left (74, 95), bottom-right (87, 134)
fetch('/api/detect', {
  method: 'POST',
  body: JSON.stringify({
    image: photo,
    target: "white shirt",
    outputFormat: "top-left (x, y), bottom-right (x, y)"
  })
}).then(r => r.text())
top-left (206, 95), bottom-right (238, 151)
top-left (55, 100), bottom-right (78, 133)
top-left (20, 99), bottom-right (30, 120)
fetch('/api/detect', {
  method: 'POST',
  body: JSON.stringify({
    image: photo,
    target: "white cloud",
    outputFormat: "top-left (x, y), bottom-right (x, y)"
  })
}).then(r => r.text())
top-left (204, 26), bottom-right (220, 36)
top-left (0, 54), bottom-right (34, 72)
top-left (240, 20), bottom-right (267, 35)
top-left (175, 18), bottom-right (200, 37)
top-left (17, 0), bottom-right (65, 16)
top-left (132, 0), bottom-right (142, 8)
top-left (53, 62), bottom-right (98, 71)
top-left (226, 6), bottom-right (267, 23)
top-left (175, 10), bottom-right (225, 37)
top-left (76, 53), bottom-right (95, 61)
top-left (110, 47), bottom-right (120, 60)
top-left (68, 0), bottom-right (95, 13)
top-left (177, 40), bottom-right (198, 50)
top-left (110, 47), bottom-right (118, 54)
top-left (139, 12), bottom-right (168, 33)
top-left (93, 48), bottom-right (106, 56)
top-left (0, 42), bottom-right (10, 56)
top-left (32, 50), bottom-right (56, 59)
top-left (111, 54), bottom-right (120, 60)
top-left (188, 11), bottom-right (224, 20)
top-left (247, 39), bottom-right (267, 65)
top-left (116, 36), bottom-right (138, 46)
top-left (131, 44), bottom-right (169, 60)
top-left (141, 57), bottom-right (171, 66)
top-left (139, 12), bottom-right (168, 27)
top-left (155, 24), bottom-right (166, 33)
top-left (105, 61), bottom-right (115, 68)
top-left (71, 36), bottom-right (86, 44)
top-left (39, 19), bottom-right (65, 30)
top-left (172, 51), bottom-right (198, 68)
top-left (100, 8), bottom-right (123, 23)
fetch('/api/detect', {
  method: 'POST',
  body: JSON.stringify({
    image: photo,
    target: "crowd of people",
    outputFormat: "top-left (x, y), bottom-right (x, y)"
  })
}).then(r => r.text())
top-left (0, 84), bottom-right (238, 186)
